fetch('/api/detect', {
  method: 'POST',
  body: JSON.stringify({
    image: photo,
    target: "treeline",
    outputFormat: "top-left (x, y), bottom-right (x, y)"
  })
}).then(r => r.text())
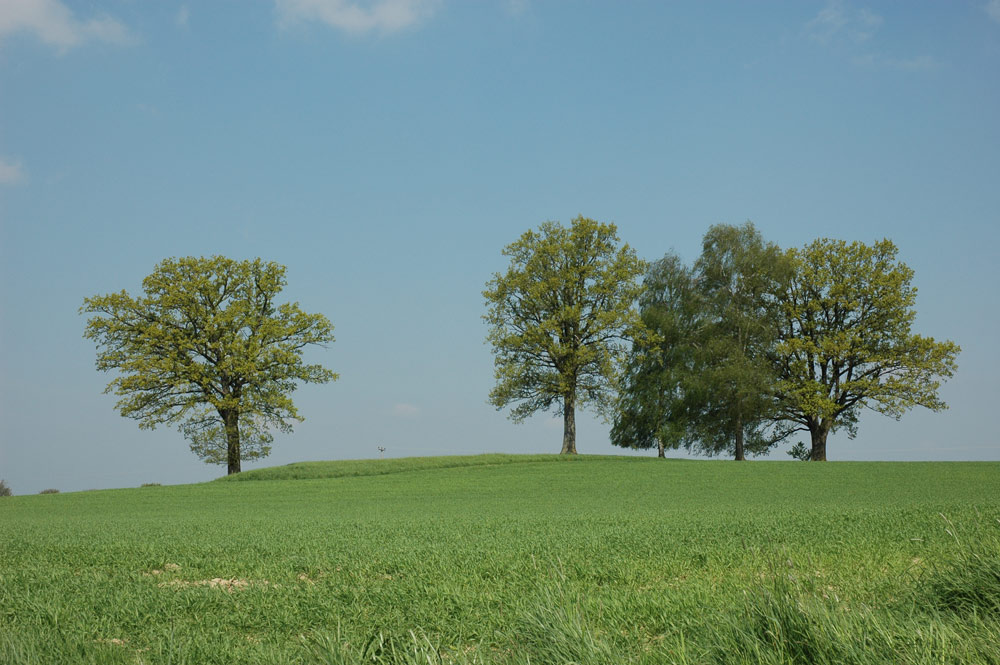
top-left (483, 217), bottom-right (960, 461)
top-left (79, 218), bottom-right (960, 474)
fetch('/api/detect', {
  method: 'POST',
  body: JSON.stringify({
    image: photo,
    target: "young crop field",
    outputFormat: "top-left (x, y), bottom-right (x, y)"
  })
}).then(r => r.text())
top-left (1, 454), bottom-right (998, 664)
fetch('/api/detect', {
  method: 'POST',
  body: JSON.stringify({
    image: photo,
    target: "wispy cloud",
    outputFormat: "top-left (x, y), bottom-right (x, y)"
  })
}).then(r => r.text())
top-left (391, 403), bottom-right (420, 417)
top-left (0, 157), bottom-right (25, 185)
top-left (506, 0), bottom-right (529, 17)
top-left (0, 0), bottom-right (134, 52)
top-left (805, 1), bottom-right (939, 72)
top-left (987, 0), bottom-right (1000, 24)
top-left (805, 0), bottom-right (883, 45)
top-left (275, 0), bottom-right (440, 35)
top-left (852, 53), bottom-right (940, 72)
top-left (176, 5), bottom-right (190, 29)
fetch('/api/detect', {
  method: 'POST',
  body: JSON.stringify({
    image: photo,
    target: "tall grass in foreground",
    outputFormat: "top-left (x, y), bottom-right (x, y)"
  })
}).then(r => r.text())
top-left (301, 517), bottom-right (1000, 665)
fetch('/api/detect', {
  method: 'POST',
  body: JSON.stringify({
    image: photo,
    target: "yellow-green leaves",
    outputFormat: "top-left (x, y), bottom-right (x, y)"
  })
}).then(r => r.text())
top-left (82, 256), bottom-right (337, 473)
top-left (775, 238), bottom-right (960, 458)
top-left (483, 217), bottom-right (647, 450)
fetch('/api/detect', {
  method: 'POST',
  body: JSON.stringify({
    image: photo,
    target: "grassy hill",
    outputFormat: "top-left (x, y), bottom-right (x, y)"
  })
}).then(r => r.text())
top-left (214, 452), bottom-right (616, 482)
top-left (1, 455), bottom-right (998, 664)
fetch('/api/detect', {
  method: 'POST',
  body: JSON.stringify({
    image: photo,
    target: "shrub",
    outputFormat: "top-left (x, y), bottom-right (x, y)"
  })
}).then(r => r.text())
top-left (141, 483), bottom-right (161, 487)
top-left (39, 488), bottom-right (59, 495)
top-left (787, 442), bottom-right (811, 461)
top-left (0, 479), bottom-right (11, 497)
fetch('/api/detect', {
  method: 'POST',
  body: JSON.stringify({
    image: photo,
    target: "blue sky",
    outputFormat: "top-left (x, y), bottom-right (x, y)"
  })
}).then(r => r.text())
top-left (1, 1), bottom-right (998, 494)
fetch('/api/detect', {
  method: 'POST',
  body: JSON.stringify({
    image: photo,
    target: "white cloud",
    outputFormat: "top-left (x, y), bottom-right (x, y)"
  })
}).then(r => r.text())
top-left (0, 157), bottom-right (25, 185)
top-left (987, 0), bottom-right (1000, 24)
top-left (391, 403), bottom-right (420, 417)
top-left (0, 0), bottom-right (133, 52)
top-left (805, 0), bottom-right (883, 44)
top-left (275, 0), bottom-right (440, 35)
top-left (176, 5), bottom-right (190, 29)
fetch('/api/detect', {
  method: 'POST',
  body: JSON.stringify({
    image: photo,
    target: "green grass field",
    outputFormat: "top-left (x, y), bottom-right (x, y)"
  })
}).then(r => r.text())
top-left (2, 454), bottom-right (999, 664)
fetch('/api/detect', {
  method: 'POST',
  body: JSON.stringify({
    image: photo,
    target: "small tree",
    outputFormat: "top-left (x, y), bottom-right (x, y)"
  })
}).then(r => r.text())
top-left (83, 256), bottom-right (337, 474)
top-left (786, 442), bottom-right (810, 461)
top-left (774, 238), bottom-right (960, 460)
top-left (484, 217), bottom-right (647, 454)
top-left (0, 479), bottom-right (11, 497)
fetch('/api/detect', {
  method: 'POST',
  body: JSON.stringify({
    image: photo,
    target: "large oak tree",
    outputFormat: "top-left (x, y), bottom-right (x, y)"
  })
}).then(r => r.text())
top-left (484, 217), bottom-right (647, 454)
top-left (82, 256), bottom-right (337, 474)
top-left (774, 238), bottom-right (959, 461)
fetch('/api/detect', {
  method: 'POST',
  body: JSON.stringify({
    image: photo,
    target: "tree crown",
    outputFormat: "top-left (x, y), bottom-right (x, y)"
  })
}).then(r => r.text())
top-left (483, 217), bottom-right (647, 421)
top-left (775, 238), bottom-right (959, 434)
top-left (82, 256), bottom-right (336, 465)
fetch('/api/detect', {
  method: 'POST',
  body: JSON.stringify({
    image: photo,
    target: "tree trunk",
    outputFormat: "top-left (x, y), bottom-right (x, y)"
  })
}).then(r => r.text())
top-left (223, 409), bottom-right (241, 474)
top-left (561, 394), bottom-right (577, 454)
top-left (734, 413), bottom-right (746, 461)
top-left (809, 424), bottom-right (828, 461)
top-left (657, 439), bottom-right (665, 458)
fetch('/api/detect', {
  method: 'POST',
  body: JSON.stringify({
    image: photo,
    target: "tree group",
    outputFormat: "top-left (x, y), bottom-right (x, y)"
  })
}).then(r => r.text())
top-left (486, 219), bottom-right (960, 461)
top-left (81, 220), bottom-right (959, 473)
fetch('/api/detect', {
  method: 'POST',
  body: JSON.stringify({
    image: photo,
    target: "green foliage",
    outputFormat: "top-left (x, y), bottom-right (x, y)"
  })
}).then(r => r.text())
top-left (686, 223), bottom-right (793, 459)
top-left (786, 442), bottom-right (810, 461)
top-left (0, 480), bottom-right (11, 497)
top-left (614, 223), bottom-right (792, 460)
top-left (775, 239), bottom-right (960, 460)
top-left (38, 488), bottom-right (59, 494)
top-left (484, 217), bottom-right (647, 453)
top-left (2, 456), bottom-right (999, 664)
top-left (81, 256), bottom-right (337, 473)
top-left (611, 252), bottom-right (702, 456)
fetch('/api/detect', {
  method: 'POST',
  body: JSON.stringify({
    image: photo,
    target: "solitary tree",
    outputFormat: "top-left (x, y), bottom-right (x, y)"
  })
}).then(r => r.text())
top-left (774, 238), bottom-right (959, 461)
top-left (82, 256), bottom-right (337, 474)
top-left (484, 217), bottom-right (647, 454)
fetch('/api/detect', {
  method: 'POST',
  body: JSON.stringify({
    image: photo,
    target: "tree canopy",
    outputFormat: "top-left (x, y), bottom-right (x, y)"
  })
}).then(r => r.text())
top-left (612, 223), bottom-right (792, 460)
top-left (688, 223), bottom-right (793, 460)
top-left (773, 238), bottom-right (960, 460)
top-left (82, 256), bottom-right (337, 474)
top-left (483, 217), bottom-right (647, 454)
top-left (611, 253), bottom-right (702, 457)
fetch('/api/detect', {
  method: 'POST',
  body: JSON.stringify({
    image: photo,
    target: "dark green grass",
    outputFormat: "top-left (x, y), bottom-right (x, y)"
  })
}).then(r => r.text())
top-left (1, 456), bottom-right (998, 664)
top-left (216, 452), bottom-right (617, 482)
